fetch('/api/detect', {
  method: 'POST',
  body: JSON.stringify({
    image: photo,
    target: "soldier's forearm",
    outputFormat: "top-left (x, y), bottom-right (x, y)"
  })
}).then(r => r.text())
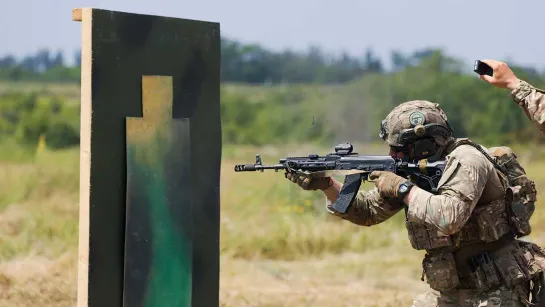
top-left (322, 178), bottom-right (343, 203)
top-left (326, 187), bottom-right (402, 227)
top-left (510, 80), bottom-right (545, 134)
top-left (506, 78), bottom-right (522, 91)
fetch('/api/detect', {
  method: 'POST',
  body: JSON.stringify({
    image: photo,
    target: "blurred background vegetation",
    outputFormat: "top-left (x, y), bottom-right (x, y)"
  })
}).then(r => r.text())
top-left (2, 39), bottom-right (545, 306)
top-left (1, 40), bottom-right (544, 152)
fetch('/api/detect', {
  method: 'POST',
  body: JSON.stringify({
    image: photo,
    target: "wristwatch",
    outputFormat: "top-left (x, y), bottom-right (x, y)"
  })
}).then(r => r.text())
top-left (397, 181), bottom-right (415, 200)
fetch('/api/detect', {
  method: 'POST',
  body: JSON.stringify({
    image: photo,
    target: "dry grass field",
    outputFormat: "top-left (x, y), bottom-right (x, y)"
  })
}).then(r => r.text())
top-left (2, 141), bottom-right (545, 306)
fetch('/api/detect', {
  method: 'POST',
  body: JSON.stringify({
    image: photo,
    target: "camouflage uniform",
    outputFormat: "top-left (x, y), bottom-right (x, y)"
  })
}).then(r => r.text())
top-left (326, 100), bottom-right (545, 306)
top-left (510, 80), bottom-right (545, 135)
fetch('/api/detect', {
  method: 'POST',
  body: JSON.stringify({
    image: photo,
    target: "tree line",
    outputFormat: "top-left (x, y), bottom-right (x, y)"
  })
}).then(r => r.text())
top-left (3, 37), bottom-right (541, 84)
top-left (2, 38), bottom-right (545, 149)
top-left (220, 51), bottom-right (545, 147)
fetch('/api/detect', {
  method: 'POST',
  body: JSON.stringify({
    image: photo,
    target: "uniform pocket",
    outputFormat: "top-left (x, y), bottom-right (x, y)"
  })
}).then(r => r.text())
top-left (494, 252), bottom-right (528, 288)
top-left (423, 252), bottom-right (461, 292)
top-left (473, 199), bottom-right (511, 242)
top-left (406, 221), bottom-right (453, 250)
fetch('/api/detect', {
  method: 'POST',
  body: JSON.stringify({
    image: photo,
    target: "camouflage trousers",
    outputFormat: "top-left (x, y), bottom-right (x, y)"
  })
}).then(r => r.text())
top-left (411, 284), bottom-right (532, 307)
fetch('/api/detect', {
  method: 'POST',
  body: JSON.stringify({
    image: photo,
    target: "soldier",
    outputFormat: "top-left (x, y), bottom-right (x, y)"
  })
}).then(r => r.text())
top-left (286, 100), bottom-right (545, 306)
top-left (477, 59), bottom-right (545, 135)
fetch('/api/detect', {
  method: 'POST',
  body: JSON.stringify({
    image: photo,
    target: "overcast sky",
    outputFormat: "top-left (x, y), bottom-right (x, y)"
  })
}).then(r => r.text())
top-left (2, 0), bottom-right (544, 70)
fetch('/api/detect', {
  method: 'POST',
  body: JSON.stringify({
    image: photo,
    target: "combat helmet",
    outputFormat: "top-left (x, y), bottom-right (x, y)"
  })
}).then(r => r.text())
top-left (379, 100), bottom-right (453, 160)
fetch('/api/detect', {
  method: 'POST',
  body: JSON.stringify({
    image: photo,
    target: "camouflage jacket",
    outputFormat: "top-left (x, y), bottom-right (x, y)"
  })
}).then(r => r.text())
top-left (510, 80), bottom-right (545, 135)
top-left (326, 142), bottom-right (505, 236)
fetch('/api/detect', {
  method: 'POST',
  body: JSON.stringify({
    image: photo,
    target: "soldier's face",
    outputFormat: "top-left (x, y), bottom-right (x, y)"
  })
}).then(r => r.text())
top-left (389, 148), bottom-right (406, 159)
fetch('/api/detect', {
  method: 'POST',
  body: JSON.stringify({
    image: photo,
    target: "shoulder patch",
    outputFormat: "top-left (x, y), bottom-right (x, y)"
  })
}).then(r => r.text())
top-left (409, 111), bottom-right (425, 126)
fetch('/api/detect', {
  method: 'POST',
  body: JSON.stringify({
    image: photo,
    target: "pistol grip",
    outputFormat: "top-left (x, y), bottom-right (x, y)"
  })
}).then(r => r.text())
top-left (331, 174), bottom-right (363, 214)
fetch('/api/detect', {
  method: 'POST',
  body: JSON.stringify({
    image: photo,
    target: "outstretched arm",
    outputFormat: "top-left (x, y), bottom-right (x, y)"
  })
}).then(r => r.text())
top-left (478, 59), bottom-right (545, 135)
top-left (285, 172), bottom-right (406, 227)
top-left (324, 179), bottom-right (404, 227)
top-left (509, 80), bottom-right (545, 135)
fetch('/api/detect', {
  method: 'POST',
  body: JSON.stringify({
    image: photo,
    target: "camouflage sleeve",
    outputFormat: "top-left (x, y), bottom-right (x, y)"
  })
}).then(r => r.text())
top-left (325, 187), bottom-right (404, 226)
top-left (405, 145), bottom-right (492, 235)
top-left (510, 80), bottom-right (545, 135)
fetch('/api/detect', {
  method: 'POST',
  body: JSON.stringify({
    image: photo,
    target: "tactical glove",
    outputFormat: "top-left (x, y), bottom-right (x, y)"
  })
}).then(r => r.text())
top-left (369, 171), bottom-right (406, 199)
top-left (285, 171), bottom-right (332, 191)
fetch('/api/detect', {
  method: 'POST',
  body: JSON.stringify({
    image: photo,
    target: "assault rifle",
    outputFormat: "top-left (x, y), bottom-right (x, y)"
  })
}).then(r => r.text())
top-left (234, 143), bottom-right (446, 214)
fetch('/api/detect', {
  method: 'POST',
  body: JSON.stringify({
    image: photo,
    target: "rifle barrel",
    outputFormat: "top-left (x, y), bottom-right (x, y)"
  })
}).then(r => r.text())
top-left (234, 164), bottom-right (285, 172)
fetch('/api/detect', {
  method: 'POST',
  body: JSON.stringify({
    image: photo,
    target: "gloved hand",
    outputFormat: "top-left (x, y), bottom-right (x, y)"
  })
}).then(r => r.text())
top-left (369, 171), bottom-right (406, 199)
top-left (285, 171), bottom-right (332, 191)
